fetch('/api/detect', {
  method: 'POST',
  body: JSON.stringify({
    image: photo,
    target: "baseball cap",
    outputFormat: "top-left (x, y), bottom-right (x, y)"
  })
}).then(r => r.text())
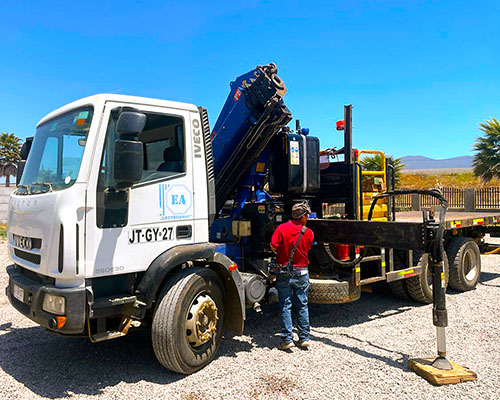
top-left (291, 201), bottom-right (312, 219)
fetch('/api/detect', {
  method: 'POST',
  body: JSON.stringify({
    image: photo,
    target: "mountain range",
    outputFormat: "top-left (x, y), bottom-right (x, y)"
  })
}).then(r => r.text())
top-left (401, 155), bottom-right (473, 170)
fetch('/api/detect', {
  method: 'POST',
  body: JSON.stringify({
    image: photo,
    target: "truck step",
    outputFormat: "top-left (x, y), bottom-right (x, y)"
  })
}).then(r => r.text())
top-left (360, 255), bottom-right (383, 263)
top-left (90, 330), bottom-right (128, 342)
top-left (88, 316), bottom-right (133, 343)
top-left (360, 276), bottom-right (386, 285)
top-left (93, 294), bottom-right (137, 309)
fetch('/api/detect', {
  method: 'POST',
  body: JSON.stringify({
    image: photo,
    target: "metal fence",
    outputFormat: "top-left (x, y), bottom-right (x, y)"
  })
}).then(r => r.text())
top-left (475, 187), bottom-right (500, 209)
top-left (395, 187), bottom-right (500, 212)
top-left (395, 193), bottom-right (412, 211)
top-left (421, 187), bottom-right (465, 209)
top-left (323, 187), bottom-right (500, 214)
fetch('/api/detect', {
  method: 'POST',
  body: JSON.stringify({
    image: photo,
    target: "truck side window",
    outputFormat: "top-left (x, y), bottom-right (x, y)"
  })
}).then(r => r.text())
top-left (97, 110), bottom-right (185, 228)
top-left (140, 114), bottom-right (186, 182)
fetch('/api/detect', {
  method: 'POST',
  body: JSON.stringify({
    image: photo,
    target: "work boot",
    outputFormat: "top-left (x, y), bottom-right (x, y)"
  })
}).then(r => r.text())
top-left (296, 340), bottom-right (310, 349)
top-left (278, 341), bottom-right (294, 350)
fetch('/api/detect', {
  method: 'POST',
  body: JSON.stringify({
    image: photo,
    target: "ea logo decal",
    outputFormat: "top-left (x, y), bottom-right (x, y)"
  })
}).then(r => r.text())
top-left (159, 183), bottom-right (192, 219)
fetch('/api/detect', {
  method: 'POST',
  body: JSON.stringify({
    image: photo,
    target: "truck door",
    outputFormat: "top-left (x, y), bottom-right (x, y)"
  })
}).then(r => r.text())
top-left (85, 102), bottom-right (197, 278)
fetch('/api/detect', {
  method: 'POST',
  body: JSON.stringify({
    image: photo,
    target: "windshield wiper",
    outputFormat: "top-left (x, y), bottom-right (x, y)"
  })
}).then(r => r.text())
top-left (15, 185), bottom-right (30, 195)
top-left (30, 182), bottom-right (53, 194)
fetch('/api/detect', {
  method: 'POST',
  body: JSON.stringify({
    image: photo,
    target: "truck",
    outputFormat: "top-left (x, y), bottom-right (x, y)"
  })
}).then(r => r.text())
top-left (5, 63), bottom-right (500, 374)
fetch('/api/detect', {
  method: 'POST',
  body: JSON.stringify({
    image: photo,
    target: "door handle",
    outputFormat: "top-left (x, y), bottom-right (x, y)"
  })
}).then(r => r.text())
top-left (176, 225), bottom-right (192, 239)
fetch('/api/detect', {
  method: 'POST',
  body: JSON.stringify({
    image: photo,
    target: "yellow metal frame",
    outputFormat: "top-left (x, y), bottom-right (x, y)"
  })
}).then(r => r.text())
top-left (357, 149), bottom-right (386, 176)
top-left (356, 150), bottom-right (388, 221)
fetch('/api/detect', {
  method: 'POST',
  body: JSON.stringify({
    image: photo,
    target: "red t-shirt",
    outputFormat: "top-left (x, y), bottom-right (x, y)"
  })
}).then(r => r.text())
top-left (270, 219), bottom-right (314, 268)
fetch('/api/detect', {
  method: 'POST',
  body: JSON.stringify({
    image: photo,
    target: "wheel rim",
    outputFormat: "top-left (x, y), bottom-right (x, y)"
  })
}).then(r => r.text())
top-left (463, 248), bottom-right (479, 282)
top-left (185, 293), bottom-right (219, 348)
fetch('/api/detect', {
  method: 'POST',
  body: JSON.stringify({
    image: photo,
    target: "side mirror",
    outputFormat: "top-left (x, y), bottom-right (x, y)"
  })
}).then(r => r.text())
top-left (16, 137), bottom-right (33, 186)
top-left (116, 111), bottom-right (147, 136)
top-left (114, 111), bottom-right (146, 191)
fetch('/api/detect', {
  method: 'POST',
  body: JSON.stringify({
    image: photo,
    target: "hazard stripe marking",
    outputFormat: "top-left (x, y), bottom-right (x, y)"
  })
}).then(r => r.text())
top-left (398, 269), bottom-right (414, 276)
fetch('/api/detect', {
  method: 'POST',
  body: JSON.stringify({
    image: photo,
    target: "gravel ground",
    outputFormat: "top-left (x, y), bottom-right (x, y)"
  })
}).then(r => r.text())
top-left (1, 239), bottom-right (500, 400)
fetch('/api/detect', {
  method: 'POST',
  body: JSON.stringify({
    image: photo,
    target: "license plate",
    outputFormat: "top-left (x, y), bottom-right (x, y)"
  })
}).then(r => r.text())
top-left (128, 226), bottom-right (175, 244)
top-left (13, 284), bottom-right (24, 303)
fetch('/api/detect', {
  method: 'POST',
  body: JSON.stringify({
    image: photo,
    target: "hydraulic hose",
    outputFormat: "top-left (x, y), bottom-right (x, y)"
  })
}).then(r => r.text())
top-left (485, 246), bottom-right (500, 255)
top-left (324, 189), bottom-right (449, 269)
top-left (367, 189), bottom-right (448, 221)
top-left (322, 242), bottom-right (364, 268)
top-left (368, 189), bottom-right (448, 261)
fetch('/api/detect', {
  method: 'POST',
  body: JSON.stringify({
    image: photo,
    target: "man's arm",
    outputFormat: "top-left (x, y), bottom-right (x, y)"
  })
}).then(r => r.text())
top-left (270, 226), bottom-right (281, 253)
top-left (304, 228), bottom-right (314, 252)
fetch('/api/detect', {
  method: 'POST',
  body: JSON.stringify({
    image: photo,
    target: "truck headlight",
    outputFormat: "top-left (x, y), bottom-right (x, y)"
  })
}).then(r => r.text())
top-left (42, 294), bottom-right (66, 315)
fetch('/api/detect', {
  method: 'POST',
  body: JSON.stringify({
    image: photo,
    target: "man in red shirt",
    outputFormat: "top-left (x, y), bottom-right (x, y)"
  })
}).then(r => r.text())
top-left (270, 201), bottom-right (314, 350)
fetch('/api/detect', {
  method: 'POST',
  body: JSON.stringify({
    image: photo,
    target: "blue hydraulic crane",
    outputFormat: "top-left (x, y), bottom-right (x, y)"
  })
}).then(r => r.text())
top-left (210, 63), bottom-right (292, 213)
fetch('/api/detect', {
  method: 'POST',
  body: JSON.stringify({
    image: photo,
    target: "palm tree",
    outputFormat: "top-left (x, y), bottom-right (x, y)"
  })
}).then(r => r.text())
top-left (473, 118), bottom-right (500, 182)
top-left (359, 154), bottom-right (405, 187)
top-left (0, 133), bottom-right (22, 187)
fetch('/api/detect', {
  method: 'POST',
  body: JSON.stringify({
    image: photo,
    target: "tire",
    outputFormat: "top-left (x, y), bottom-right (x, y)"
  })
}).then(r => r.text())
top-left (387, 251), bottom-right (411, 299)
top-left (406, 252), bottom-right (449, 304)
top-left (152, 267), bottom-right (225, 374)
top-left (446, 237), bottom-right (481, 292)
top-left (309, 277), bottom-right (361, 304)
top-left (388, 279), bottom-right (411, 299)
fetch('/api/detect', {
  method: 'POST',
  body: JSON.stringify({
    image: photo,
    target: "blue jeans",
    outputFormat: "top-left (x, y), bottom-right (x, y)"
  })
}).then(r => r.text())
top-left (276, 272), bottom-right (310, 343)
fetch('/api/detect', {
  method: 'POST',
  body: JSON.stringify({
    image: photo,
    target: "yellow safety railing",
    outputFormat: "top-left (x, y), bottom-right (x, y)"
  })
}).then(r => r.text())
top-left (356, 150), bottom-right (388, 221)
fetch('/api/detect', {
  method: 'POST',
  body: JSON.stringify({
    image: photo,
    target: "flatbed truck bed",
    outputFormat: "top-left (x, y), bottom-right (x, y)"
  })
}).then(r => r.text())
top-left (396, 211), bottom-right (500, 230)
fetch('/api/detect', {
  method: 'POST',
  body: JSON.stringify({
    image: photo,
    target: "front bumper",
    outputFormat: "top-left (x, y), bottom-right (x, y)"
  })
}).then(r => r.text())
top-left (6, 264), bottom-right (86, 334)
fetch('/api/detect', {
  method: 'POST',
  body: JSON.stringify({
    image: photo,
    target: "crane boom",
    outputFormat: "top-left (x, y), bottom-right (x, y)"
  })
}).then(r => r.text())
top-left (210, 63), bottom-right (292, 211)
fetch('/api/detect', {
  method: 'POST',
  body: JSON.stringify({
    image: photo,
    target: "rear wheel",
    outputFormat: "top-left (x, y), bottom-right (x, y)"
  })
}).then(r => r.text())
top-left (388, 279), bottom-right (411, 299)
top-left (387, 251), bottom-right (411, 299)
top-left (406, 253), bottom-right (449, 304)
top-left (446, 237), bottom-right (481, 291)
top-left (152, 267), bottom-right (225, 374)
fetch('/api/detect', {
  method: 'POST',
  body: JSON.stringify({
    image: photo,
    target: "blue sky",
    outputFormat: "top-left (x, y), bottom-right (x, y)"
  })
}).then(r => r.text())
top-left (1, 0), bottom-right (499, 159)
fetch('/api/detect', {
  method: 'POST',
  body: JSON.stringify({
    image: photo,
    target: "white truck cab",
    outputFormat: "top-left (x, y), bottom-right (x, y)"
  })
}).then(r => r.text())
top-left (6, 94), bottom-right (244, 374)
top-left (10, 94), bottom-right (209, 284)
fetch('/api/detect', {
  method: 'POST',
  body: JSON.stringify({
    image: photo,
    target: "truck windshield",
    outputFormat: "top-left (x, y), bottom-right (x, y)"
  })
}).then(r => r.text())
top-left (19, 106), bottom-right (93, 194)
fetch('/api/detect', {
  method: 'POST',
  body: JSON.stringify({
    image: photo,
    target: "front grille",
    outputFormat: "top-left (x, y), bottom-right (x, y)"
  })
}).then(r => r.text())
top-left (17, 265), bottom-right (55, 285)
top-left (14, 248), bottom-right (41, 265)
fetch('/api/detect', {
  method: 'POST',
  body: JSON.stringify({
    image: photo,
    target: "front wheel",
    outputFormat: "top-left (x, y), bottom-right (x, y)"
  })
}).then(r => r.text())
top-left (152, 267), bottom-right (225, 374)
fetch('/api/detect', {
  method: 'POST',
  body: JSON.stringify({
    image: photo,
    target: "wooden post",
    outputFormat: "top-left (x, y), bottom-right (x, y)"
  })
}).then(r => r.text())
top-left (411, 193), bottom-right (421, 211)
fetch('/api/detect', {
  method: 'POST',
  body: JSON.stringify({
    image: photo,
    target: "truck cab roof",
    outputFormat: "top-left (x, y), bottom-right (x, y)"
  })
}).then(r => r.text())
top-left (37, 93), bottom-right (200, 128)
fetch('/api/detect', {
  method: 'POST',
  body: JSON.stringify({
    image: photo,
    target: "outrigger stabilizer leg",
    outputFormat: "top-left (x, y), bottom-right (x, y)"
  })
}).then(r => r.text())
top-left (408, 206), bottom-right (477, 385)
top-left (368, 190), bottom-right (478, 384)
top-left (368, 189), bottom-right (477, 385)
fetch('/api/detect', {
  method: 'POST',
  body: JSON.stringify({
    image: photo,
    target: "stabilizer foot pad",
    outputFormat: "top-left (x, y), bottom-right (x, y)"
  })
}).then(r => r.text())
top-left (408, 358), bottom-right (477, 386)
